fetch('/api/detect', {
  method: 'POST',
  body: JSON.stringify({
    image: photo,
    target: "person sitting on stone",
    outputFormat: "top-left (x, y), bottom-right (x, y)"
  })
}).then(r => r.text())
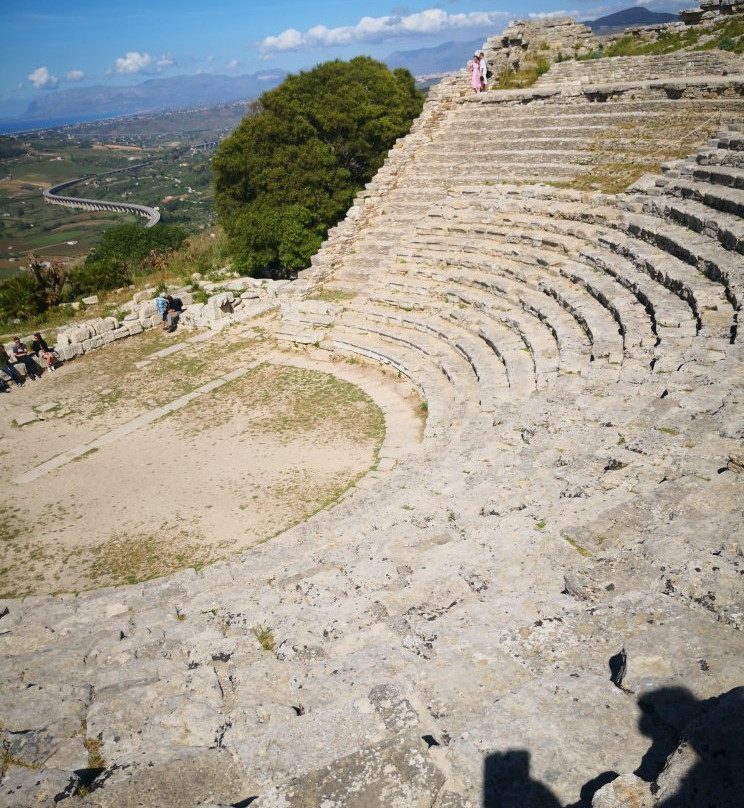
top-left (11, 336), bottom-right (42, 380)
top-left (31, 332), bottom-right (58, 372)
top-left (0, 345), bottom-right (25, 387)
top-left (164, 295), bottom-right (183, 333)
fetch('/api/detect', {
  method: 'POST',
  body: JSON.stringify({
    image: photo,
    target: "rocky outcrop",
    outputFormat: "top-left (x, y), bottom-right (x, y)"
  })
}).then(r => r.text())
top-left (482, 17), bottom-right (597, 75)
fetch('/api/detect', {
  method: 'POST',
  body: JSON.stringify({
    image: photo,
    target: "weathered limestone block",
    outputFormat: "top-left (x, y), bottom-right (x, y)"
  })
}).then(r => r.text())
top-left (139, 301), bottom-right (157, 319)
top-left (79, 748), bottom-right (246, 808)
top-left (56, 343), bottom-right (81, 360)
top-left (202, 292), bottom-right (234, 320)
top-left (132, 287), bottom-right (156, 303)
top-left (616, 616), bottom-right (744, 724)
top-left (67, 326), bottom-right (89, 345)
top-left (81, 294), bottom-right (99, 305)
top-left (253, 735), bottom-right (444, 808)
top-left (591, 773), bottom-right (655, 808)
top-left (85, 665), bottom-right (225, 760)
top-left (226, 703), bottom-right (387, 787)
top-left (448, 674), bottom-right (649, 806)
top-left (223, 278), bottom-right (254, 291)
top-left (0, 766), bottom-right (79, 808)
top-left (125, 321), bottom-right (143, 336)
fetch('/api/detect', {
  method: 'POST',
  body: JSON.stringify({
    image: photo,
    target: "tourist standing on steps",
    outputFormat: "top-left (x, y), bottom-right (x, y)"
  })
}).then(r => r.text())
top-left (479, 51), bottom-right (489, 91)
top-left (156, 291), bottom-right (169, 329)
top-left (0, 345), bottom-right (24, 386)
top-left (31, 332), bottom-right (58, 372)
top-left (11, 337), bottom-right (42, 380)
top-left (471, 53), bottom-right (481, 94)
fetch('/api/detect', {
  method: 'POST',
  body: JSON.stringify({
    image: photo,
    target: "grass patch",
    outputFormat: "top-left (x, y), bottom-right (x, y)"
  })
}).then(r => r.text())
top-left (564, 535), bottom-right (592, 557)
top-left (1, 746), bottom-right (40, 777)
top-left (308, 286), bottom-right (356, 303)
top-left (84, 736), bottom-right (106, 769)
top-left (657, 426), bottom-right (680, 436)
top-left (497, 56), bottom-right (550, 90)
top-left (82, 530), bottom-right (216, 588)
top-left (253, 624), bottom-right (275, 651)
top-left (562, 110), bottom-right (725, 193)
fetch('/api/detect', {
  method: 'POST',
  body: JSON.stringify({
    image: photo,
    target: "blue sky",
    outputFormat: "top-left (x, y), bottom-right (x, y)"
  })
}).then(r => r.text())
top-left (1, 0), bottom-right (688, 110)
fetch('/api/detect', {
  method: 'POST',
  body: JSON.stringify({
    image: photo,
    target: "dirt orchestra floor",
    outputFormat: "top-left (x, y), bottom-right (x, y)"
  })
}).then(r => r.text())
top-left (0, 318), bottom-right (421, 597)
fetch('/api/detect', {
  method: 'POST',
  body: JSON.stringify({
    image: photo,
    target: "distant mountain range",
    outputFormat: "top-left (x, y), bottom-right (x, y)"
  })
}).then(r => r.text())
top-left (384, 39), bottom-right (484, 76)
top-left (583, 7), bottom-right (678, 35)
top-left (1, 70), bottom-right (285, 133)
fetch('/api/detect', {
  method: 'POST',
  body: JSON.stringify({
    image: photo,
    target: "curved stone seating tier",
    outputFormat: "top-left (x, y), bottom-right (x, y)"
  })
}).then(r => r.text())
top-left (693, 161), bottom-right (744, 187)
top-left (357, 297), bottom-right (536, 400)
top-left (427, 207), bottom-right (720, 340)
top-left (388, 254), bottom-right (594, 375)
top-left (369, 277), bottom-right (564, 385)
top-left (430, 195), bottom-right (738, 341)
top-left (401, 230), bottom-right (634, 366)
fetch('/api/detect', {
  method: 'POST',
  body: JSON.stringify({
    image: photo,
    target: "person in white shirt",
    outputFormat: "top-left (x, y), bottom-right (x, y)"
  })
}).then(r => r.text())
top-left (479, 51), bottom-right (489, 91)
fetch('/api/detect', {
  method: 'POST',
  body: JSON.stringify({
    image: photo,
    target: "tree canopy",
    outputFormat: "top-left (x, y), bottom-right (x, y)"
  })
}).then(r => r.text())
top-left (66, 223), bottom-right (187, 296)
top-left (212, 57), bottom-right (424, 277)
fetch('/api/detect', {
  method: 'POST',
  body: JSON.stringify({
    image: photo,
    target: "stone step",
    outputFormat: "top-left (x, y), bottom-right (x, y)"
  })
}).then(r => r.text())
top-left (324, 326), bottom-right (458, 442)
top-left (430, 207), bottom-right (701, 347)
top-left (371, 274), bottom-right (563, 386)
top-left (345, 302), bottom-right (524, 409)
top-left (421, 149), bottom-right (595, 164)
top-left (619, 211), bottom-right (744, 326)
top-left (598, 227), bottom-right (737, 340)
top-left (643, 195), bottom-right (744, 257)
top-left (692, 162), bottom-right (744, 190)
top-left (398, 259), bottom-right (592, 376)
top-left (419, 217), bottom-right (657, 356)
top-left (662, 175), bottom-right (744, 219)
top-left (408, 228), bottom-right (628, 364)
top-left (362, 294), bottom-right (537, 401)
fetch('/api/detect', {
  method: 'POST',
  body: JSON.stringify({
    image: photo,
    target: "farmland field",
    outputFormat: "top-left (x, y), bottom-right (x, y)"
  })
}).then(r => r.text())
top-left (0, 105), bottom-right (244, 277)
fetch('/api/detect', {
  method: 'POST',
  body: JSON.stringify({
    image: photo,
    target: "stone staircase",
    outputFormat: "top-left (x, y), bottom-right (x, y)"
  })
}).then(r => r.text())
top-left (532, 50), bottom-right (744, 89)
top-left (2, 46), bottom-right (744, 808)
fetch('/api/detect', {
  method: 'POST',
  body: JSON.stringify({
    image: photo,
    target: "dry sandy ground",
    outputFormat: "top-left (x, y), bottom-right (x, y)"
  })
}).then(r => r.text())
top-left (1, 316), bottom-right (422, 597)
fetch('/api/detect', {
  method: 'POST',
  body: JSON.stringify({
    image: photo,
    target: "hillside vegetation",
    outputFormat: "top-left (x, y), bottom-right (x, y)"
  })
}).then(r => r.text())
top-left (213, 57), bottom-right (424, 277)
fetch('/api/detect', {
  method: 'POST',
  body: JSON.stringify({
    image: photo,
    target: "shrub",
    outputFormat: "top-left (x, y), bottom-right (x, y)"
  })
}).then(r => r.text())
top-left (0, 275), bottom-right (45, 322)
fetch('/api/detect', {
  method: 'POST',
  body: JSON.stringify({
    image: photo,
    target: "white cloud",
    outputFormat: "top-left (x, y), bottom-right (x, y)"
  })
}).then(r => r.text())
top-left (155, 54), bottom-right (175, 72)
top-left (528, 9), bottom-right (579, 18)
top-left (115, 51), bottom-right (152, 74)
top-left (66, 70), bottom-right (85, 82)
top-left (258, 8), bottom-right (511, 53)
top-left (225, 59), bottom-right (240, 70)
top-left (28, 66), bottom-right (58, 90)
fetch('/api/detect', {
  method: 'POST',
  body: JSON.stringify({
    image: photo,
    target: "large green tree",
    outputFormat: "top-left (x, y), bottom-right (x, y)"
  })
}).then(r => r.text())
top-left (213, 57), bottom-right (423, 277)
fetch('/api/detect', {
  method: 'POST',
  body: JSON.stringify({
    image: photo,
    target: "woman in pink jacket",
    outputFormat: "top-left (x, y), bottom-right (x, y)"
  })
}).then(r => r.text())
top-left (471, 54), bottom-right (481, 94)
